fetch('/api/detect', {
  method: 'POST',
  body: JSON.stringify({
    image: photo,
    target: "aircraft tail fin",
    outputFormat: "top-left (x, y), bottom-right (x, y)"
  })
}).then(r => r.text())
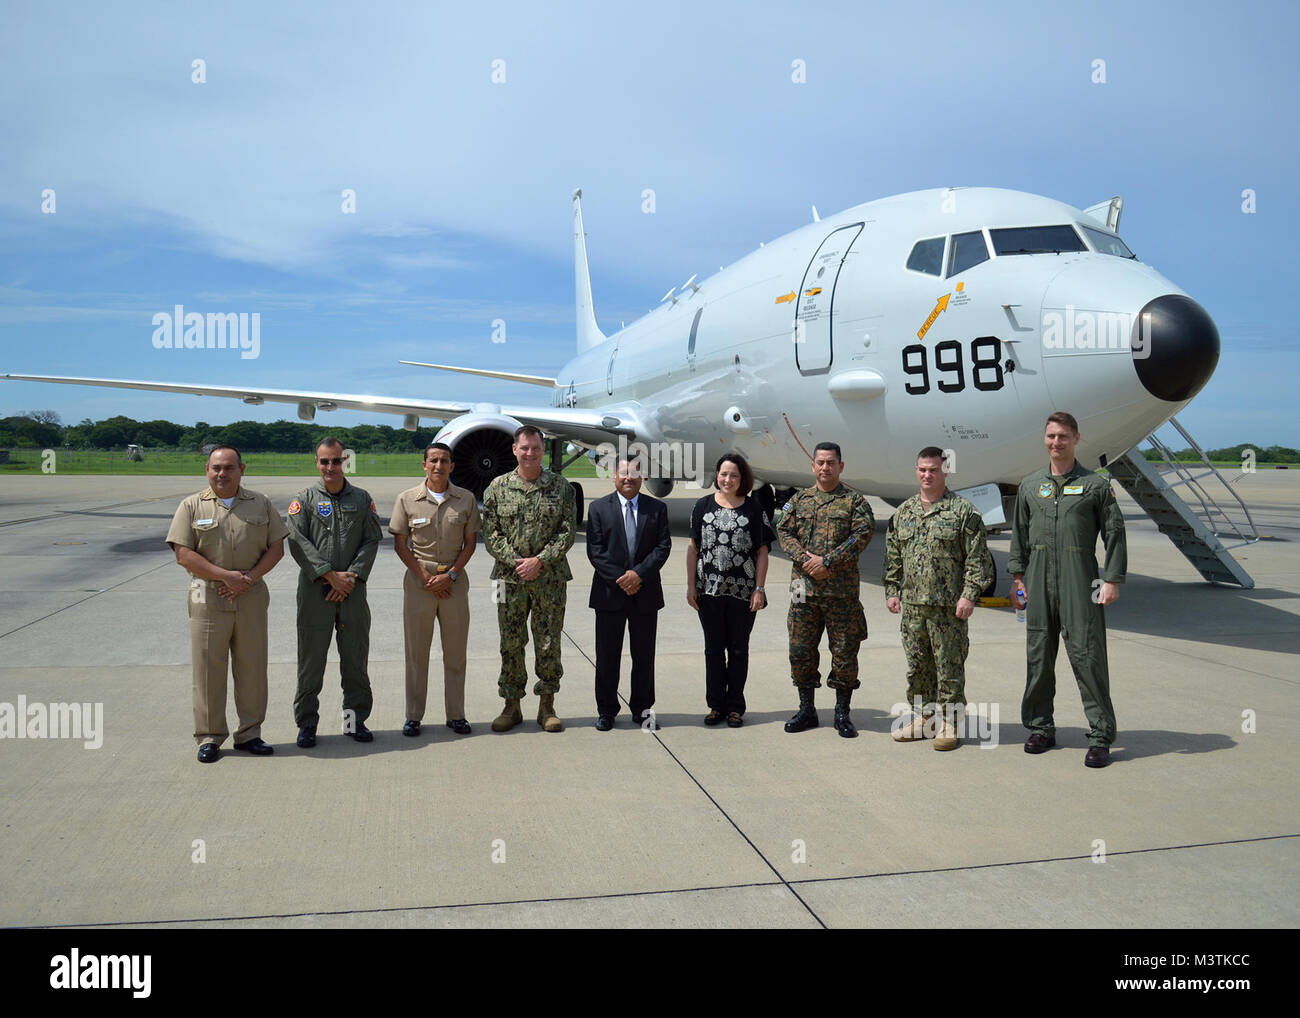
top-left (573, 189), bottom-right (607, 352)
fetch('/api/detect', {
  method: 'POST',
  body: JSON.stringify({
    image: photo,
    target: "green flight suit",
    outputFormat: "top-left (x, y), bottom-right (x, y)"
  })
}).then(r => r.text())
top-left (286, 480), bottom-right (383, 729)
top-left (776, 484), bottom-right (874, 690)
top-left (1008, 463), bottom-right (1127, 747)
top-left (480, 469), bottom-right (576, 699)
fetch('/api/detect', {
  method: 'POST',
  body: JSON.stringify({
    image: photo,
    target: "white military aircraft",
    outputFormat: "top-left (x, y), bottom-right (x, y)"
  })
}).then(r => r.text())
top-left (5, 185), bottom-right (1221, 542)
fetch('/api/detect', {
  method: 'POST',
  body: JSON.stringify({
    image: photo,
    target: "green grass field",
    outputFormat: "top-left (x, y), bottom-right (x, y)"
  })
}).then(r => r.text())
top-left (0, 448), bottom-right (602, 478)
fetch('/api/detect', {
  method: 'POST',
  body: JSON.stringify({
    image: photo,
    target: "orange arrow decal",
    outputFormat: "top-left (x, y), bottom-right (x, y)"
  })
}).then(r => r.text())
top-left (775, 291), bottom-right (797, 304)
top-left (917, 292), bottom-right (952, 340)
top-left (804, 287), bottom-right (823, 296)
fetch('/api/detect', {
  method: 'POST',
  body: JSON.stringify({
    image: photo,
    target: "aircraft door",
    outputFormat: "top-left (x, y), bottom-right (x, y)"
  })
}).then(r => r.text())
top-left (795, 223), bottom-right (864, 375)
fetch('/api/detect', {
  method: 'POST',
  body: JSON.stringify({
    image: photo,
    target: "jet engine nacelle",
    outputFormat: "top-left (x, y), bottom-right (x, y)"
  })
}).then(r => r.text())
top-left (434, 412), bottom-right (523, 499)
top-left (643, 477), bottom-right (674, 498)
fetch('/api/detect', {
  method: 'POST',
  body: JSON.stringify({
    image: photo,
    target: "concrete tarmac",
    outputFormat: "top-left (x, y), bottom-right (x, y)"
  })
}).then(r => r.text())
top-left (0, 468), bottom-right (1296, 928)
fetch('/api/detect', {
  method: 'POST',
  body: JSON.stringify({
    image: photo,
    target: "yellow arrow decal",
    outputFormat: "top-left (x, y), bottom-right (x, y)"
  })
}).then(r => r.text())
top-left (917, 293), bottom-right (951, 340)
top-left (775, 291), bottom-right (797, 304)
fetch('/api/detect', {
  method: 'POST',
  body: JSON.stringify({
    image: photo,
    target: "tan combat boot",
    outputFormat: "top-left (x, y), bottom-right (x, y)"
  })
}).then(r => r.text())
top-left (537, 693), bottom-right (563, 733)
top-left (933, 717), bottom-right (959, 751)
top-left (892, 713), bottom-right (928, 742)
top-left (491, 698), bottom-right (523, 732)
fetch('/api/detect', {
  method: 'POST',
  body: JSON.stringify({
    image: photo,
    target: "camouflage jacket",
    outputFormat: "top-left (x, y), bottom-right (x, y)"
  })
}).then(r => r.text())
top-left (286, 479), bottom-right (383, 581)
top-left (883, 490), bottom-right (991, 606)
top-left (776, 483), bottom-right (874, 598)
top-left (481, 469), bottom-right (575, 583)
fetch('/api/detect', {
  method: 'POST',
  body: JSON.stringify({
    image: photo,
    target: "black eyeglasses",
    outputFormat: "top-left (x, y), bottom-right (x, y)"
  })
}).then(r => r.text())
top-left (318, 458), bottom-right (344, 466)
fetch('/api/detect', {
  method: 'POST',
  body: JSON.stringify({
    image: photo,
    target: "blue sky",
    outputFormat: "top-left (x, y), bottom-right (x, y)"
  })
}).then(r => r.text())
top-left (1, 0), bottom-right (1296, 448)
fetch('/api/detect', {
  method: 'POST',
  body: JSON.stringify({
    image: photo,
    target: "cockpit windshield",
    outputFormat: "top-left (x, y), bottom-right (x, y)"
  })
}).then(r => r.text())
top-left (989, 225), bottom-right (1086, 256)
top-left (1079, 224), bottom-right (1136, 259)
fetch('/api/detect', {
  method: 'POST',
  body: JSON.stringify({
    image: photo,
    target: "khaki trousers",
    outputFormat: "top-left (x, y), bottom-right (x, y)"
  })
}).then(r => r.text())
top-left (188, 580), bottom-right (270, 746)
top-left (403, 569), bottom-right (470, 722)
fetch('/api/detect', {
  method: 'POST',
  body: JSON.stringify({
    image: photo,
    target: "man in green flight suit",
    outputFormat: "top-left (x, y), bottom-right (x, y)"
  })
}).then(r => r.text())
top-left (776, 441), bottom-right (875, 738)
top-left (287, 437), bottom-right (384, 748)
top-left (883, 446), bottom-right (992, 751)
top-left (481, 425), bottom-right (576, 733)
top-left (1009, 411), bottom-right (1127, 768)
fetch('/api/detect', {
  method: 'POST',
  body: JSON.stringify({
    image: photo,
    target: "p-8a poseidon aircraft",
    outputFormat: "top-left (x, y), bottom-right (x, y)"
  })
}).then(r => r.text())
top-left (5, 186), bottom-right (1249, 585)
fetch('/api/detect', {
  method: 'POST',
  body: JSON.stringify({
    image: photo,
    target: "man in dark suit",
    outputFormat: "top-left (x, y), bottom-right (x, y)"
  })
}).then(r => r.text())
top-left (586, 457), bottom-right (673, 731)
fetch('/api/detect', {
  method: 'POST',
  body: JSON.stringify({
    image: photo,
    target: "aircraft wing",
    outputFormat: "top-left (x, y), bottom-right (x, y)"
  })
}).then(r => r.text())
top-left (1, 373), bottom-right (638, 444)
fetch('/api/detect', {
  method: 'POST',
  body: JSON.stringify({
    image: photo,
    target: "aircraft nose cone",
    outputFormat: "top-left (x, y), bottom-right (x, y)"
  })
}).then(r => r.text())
top-left (1133, 294), bottom-right (1220, 402)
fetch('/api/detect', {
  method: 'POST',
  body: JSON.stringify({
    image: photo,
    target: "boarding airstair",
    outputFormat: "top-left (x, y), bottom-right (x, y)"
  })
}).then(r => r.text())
top-left (1108, 416), bottom-right (1259, 588)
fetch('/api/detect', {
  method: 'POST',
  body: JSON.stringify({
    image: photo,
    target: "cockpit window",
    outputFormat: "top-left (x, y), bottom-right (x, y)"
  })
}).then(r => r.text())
top-left (906, 237), bottom-right (945, 276)
top-left (1079, 224), bottom-right (1135, 259)
top-left (947, 230), bottom-right (989, 276)
top-left (989, 225), bottom-right (1086, 256)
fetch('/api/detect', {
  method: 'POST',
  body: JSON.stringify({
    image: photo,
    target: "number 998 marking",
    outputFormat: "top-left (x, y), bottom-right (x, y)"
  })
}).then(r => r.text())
top-left (901, 336), bottom-right (1004, 394)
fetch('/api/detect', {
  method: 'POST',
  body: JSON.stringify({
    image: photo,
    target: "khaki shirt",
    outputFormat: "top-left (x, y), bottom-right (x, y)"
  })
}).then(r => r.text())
top-left (389, 482), bottom-right (480, 568)
top-left (166, 486), bottom-right (288, 570)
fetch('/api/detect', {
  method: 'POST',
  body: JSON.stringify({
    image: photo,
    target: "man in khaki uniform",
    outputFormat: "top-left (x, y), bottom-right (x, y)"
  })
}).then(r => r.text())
top-left (166, 445), bottom-right (287, 763)
top-left (390, 442), bottom-right (479, 737)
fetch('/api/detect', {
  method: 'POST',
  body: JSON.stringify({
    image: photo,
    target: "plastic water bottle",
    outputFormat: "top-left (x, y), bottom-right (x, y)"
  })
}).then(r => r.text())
top-left (1015, 589), bottom-right (1027, 623)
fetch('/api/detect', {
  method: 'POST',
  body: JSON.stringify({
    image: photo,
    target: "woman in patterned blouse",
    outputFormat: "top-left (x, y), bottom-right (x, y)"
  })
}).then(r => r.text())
top-left (686, 453), bottom-right (774, 727)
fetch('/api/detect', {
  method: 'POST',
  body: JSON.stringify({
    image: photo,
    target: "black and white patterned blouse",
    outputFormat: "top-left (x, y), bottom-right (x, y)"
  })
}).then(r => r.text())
top-left (690, 494), bottom-right (775, 601)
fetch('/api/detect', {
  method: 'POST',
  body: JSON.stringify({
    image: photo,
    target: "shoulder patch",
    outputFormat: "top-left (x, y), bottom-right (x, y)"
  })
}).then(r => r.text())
top-left (287, 500), bottom-right (301, 516)
top-left (370, 500), bottom-right (377, 514)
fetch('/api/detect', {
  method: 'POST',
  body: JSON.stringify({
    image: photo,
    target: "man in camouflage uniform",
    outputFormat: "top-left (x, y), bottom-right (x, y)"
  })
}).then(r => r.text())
top-left (287, 437), bottom-right (384, 748)
top-left (480, 425), bottom-right (576, 733)
top-left (776, 441), bottom-right (875, 738)
top-left (884, 446), bottom-right (992, 751)
top-left (1010, 412), bottom-right (1126, 768)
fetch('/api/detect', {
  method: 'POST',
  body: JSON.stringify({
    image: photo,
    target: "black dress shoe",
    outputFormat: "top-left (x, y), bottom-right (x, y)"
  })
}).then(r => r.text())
top-left (297, 725), bottom-right (317, 748)
top-left (350, 721), bottom-right (374, 743)
top-left (233, 737), bottom-right (274, 755)
top-left (1084, 746), bottom-right (1111, 768)
top-left (595, 715), bottom-right (614, 732)
top-left (1024, 732), bottom-right (1056, 754)
top-left (402, 719), bottom-right (421, 737)
top-left (446, 719), bottom-right (472, 735)
top-left (197, 743), bottom-right (220, 763)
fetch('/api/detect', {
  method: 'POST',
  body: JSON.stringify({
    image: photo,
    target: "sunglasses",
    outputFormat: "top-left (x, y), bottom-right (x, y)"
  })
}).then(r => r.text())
top-left (318, 457), bottom-right (344, 466)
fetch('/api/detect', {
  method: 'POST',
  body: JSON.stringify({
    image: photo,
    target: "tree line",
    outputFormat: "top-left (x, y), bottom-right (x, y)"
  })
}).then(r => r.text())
top-left (3, 411), bottom-right (1298, 463)
top-left (0, 412), bottom-right (440, 453)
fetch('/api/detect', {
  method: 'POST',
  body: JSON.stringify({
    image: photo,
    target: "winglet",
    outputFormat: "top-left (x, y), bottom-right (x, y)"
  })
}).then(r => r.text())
top-left (573, 189), bottom-right (607, 353)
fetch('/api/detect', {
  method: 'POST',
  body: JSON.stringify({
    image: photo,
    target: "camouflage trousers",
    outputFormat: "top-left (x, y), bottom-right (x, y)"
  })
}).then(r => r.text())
top-left (788, 596), bottom-right (868, 690)
top-left (496, 578), bottom-right (567, 699)
top-left (900, 602), bottom-right (969, 708)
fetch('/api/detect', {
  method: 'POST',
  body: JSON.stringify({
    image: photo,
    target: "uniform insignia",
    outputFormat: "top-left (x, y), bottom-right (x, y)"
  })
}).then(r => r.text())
top-left (1063, 484), bottom-right (1084, 495)
top-left (287, 500), bottom-right (301, 516)
top-left (1038, 482), bottom-right (1054, 498)
top-left (782, 502), bottom-right (792, 512)
top-left (317, 501), bottom-right (332, 519)
top-left (370, 500), bottom-right (377, 514)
